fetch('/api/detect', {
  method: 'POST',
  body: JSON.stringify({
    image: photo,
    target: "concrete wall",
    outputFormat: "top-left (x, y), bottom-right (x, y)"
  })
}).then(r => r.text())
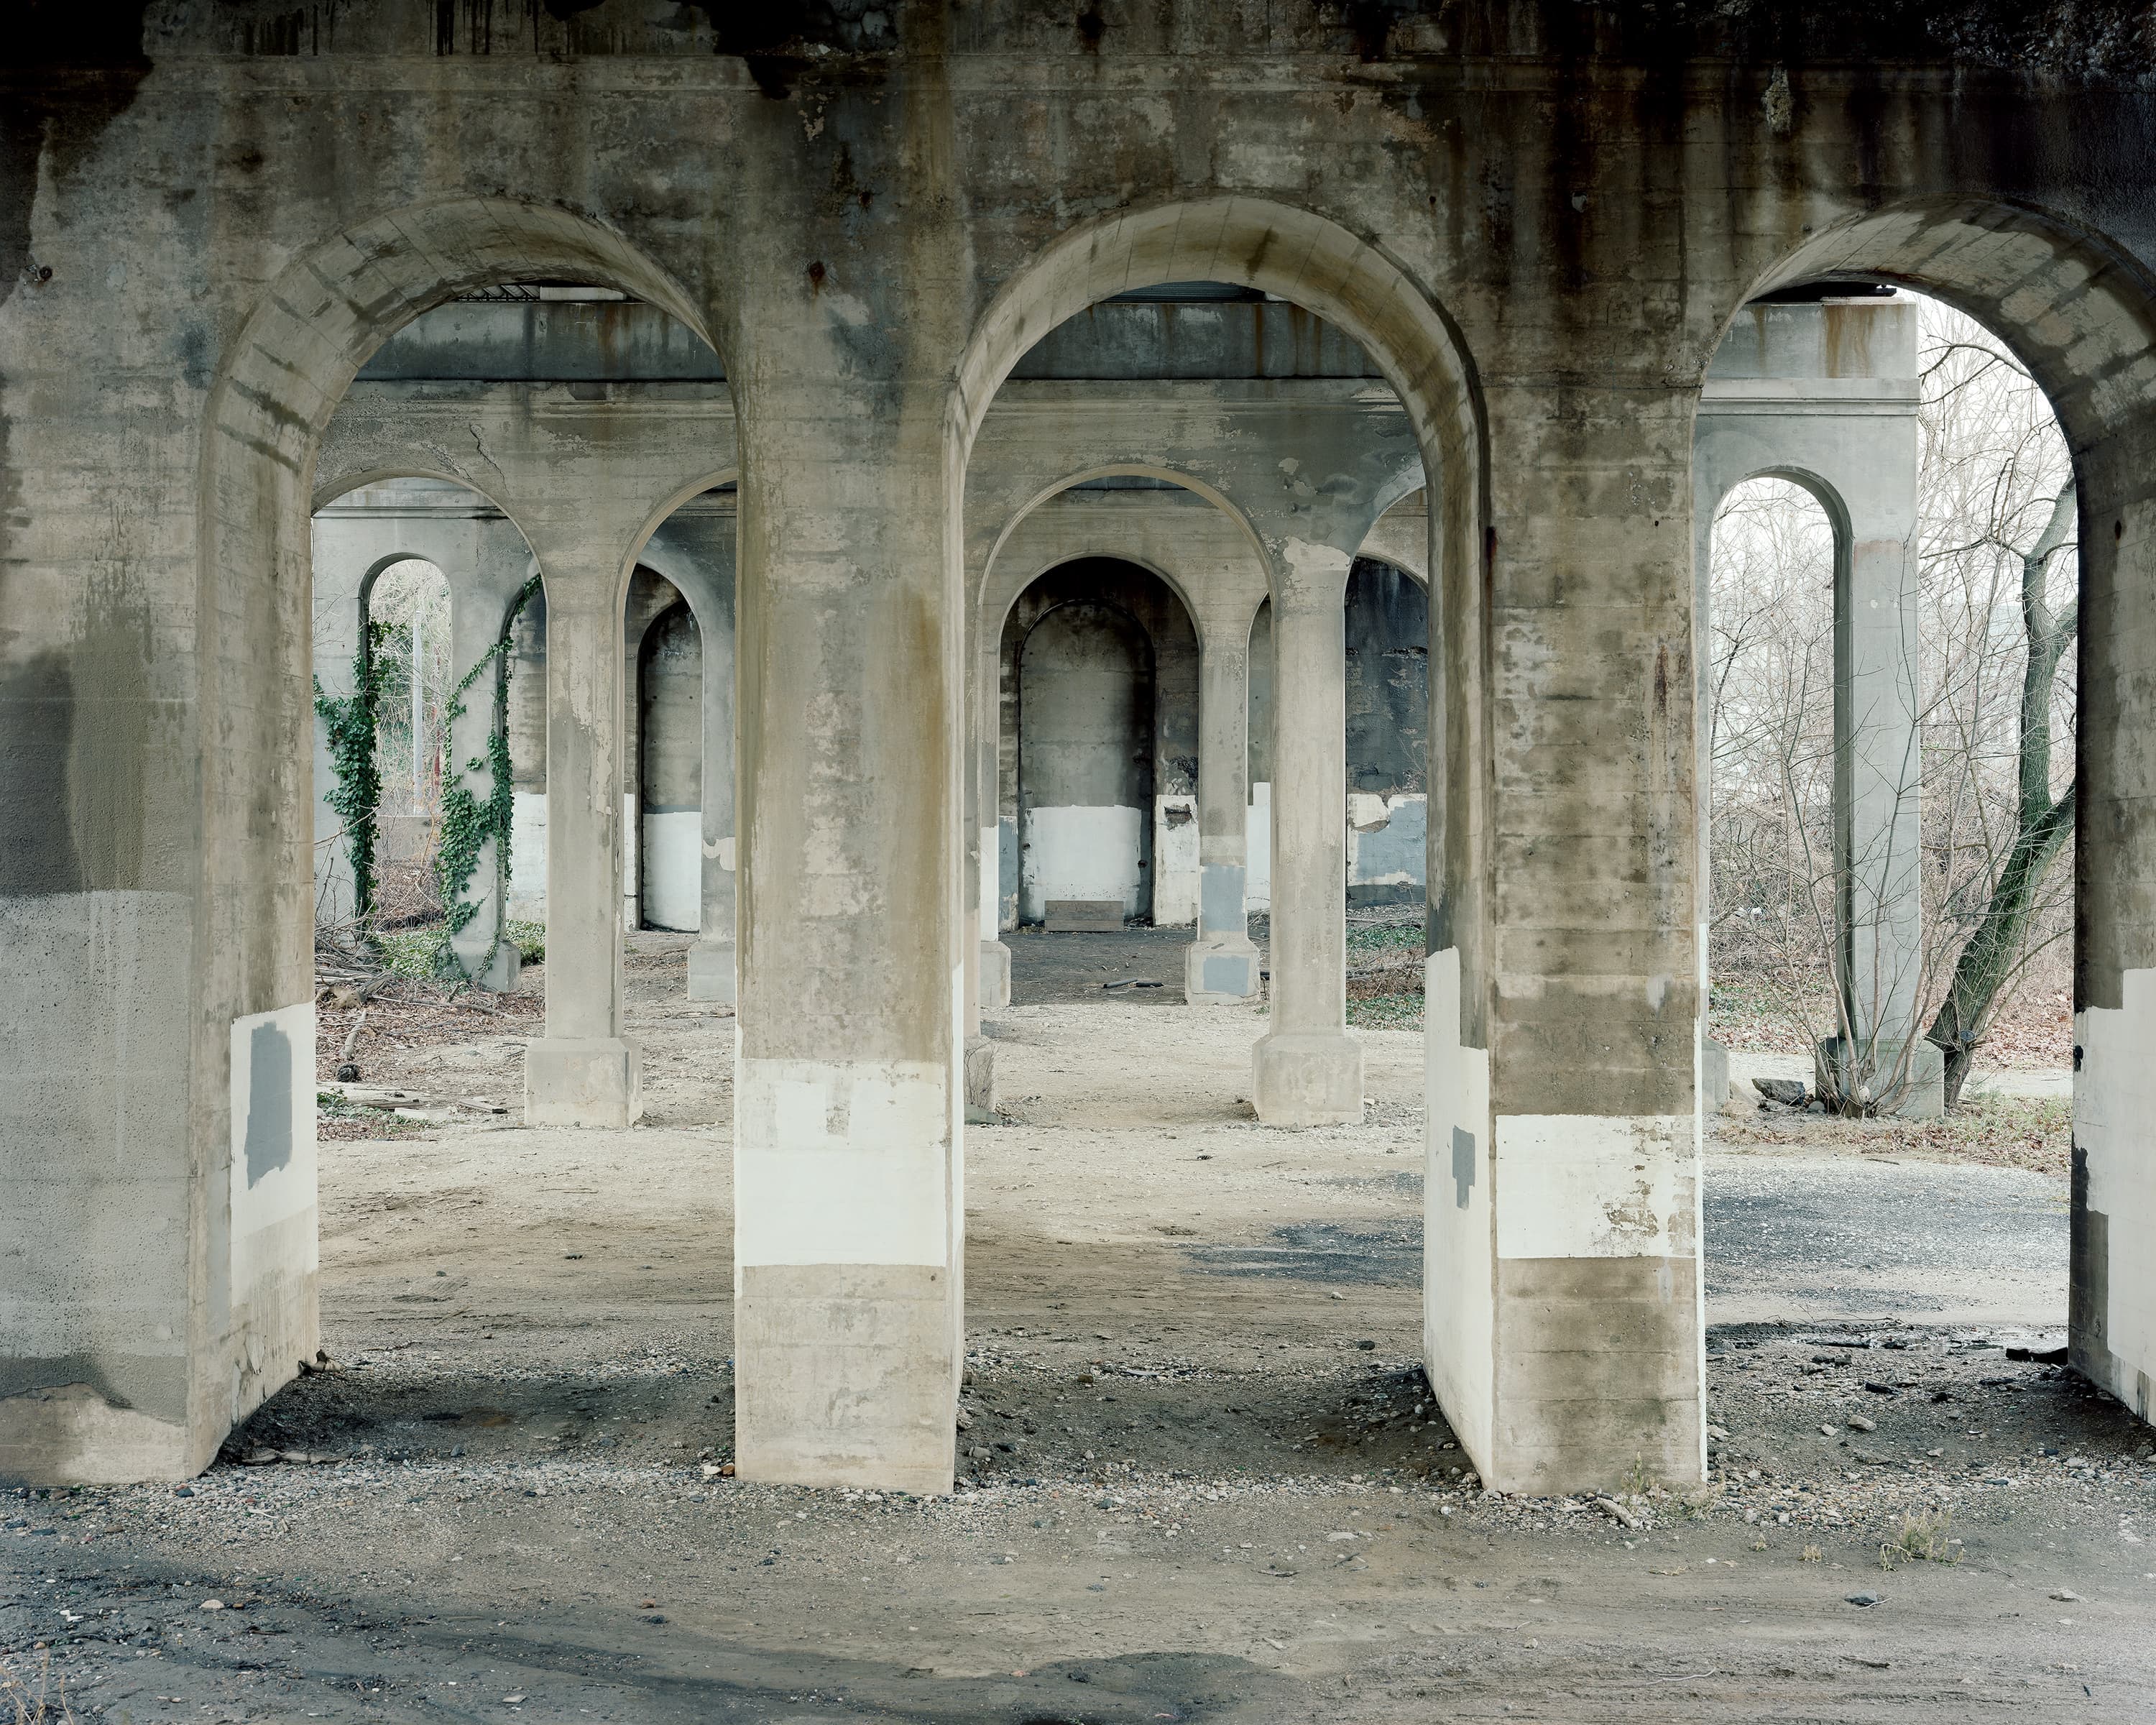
top-left (1018, 601), bottom-right (1155, 921)
top-left (998, 558), bottom-right (1200, 926)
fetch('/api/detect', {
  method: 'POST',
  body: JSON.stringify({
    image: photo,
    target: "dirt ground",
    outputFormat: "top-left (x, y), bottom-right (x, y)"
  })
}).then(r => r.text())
top-left (6, 931), bottom-right (2151, 1724)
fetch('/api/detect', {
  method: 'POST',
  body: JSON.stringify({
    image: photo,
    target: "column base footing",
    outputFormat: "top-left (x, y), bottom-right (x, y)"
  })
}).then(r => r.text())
top-left (1185, 934), bottom-right (1261, 1003)
top-left (734, 1263), bottom-right (957, 1494)
top-left (1815, 1035), bottom-right (1945, 1119)
top-left (524, 1037), bottom-right (642, 1128)
top-left (449, 937), bottom-right (520, 993)
top-left (1253, 1029), bottom-right (1363, 1126)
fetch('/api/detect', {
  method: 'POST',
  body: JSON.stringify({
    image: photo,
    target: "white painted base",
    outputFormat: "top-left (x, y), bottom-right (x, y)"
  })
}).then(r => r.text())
top-left (732, 1053), bottom-right (962, 1494)
top-left (1245, 783), bottom-right (1271, 912)
top-left (2075, 968), bottom-right (2156, 1427)
top-left (1021, 804), bottom-right (1145, 923)
top-left (1422, 947), bottom-right (1496, 1473)
top-left (1153, 795), bottom-right (1200, 926)
top-left (1253, 1029), bottom-right (1363, 1126)
top-left (640, 808), bottom-right (702, 932)
top-left (524, 1037), bottom-right (642, 1128)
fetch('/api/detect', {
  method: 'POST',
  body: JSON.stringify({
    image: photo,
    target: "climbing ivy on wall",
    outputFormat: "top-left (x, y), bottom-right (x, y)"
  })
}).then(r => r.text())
top-left (313, 622), bottom-right (392, 924)
top-left (433, 573), bottom-right (543, 979)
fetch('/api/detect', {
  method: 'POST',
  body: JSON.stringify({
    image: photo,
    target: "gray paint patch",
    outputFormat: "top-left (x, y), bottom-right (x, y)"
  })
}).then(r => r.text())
top-left (243, 1021), bottom-right (293, 1187)
top-left (1452, 1126), bottom-right (1475, 1209)
top-left (0, 654), bottom-right (83, 894)
top-left (1202, 953), bottom-right (1250, 995)
top-left (2070, 1141), bottom-right (2108, 1354)
top-left (1200, 861), bottom-right (1244, 932)
top-left (1352, 796), bottom-right (1427, 886)
top-left (998, 816), bottom-right (1019, 929)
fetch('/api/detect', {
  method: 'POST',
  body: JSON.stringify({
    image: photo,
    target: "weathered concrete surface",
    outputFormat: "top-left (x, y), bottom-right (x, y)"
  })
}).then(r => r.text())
top-left (8, 4), bottom-right (2156, 1492)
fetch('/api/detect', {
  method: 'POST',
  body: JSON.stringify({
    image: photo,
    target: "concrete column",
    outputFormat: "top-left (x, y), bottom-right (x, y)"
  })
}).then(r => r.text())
top-left (522, 585), bottom-right (641, 1127)
top-left (1253, 549), bottom-right (1363, 1123)
top-left (686, 594), bottom-right (739, 1003)
top-left (1422, 382), bottom-right (1704, 1499)
top-left (962, 641), bottom-right (999, 1118)
top-left (1824, 524), bottom-right (1943, 1113)
top-left (443, 533), bottom-right (534, 991)
top-left (729, 390), bottom-right (963, 1496)
top-left (1185, 620), bottom-right (1261, 1003)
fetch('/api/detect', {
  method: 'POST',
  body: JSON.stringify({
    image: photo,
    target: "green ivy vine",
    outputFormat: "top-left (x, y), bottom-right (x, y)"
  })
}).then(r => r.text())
top-left (313, 621), bottom-right (392, 924)
top-left (433, 573), bottom-right (543, 980)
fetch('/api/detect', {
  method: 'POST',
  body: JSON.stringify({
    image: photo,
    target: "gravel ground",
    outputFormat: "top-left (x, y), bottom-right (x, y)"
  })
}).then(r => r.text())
top-left (4, 932), bottom-right (2147, 1724)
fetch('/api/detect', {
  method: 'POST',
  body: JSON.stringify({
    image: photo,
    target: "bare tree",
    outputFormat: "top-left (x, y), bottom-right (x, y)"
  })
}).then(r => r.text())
top-left (1707, 298), bottom-right (2076, 1111)
top-left (1923, 476), bottom-right (2076, 1102)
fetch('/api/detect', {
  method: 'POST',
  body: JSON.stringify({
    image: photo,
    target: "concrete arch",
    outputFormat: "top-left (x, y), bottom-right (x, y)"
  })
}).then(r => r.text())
top-left (1000, 564), bottom-right (1198, 929)
top-left (1728, 198), bottom-right (2156, 465)
top-left (950, 194), bottom-right (1489, 1056)
top-left (1000, 548), bottom-right (1197, 640)
top-left (1699, 465), bottom-right (1853, 549)
top-left (952, 196), bottom-right (1484, 489)
top-left (1703, 197), bottom-right (2156, 1425)
top-left (622, 473), bottom-right (740, 625)
top-left (173, 197), bottom-right (722, 1478)
top-left (977, 464), bottom-right (1266, 631)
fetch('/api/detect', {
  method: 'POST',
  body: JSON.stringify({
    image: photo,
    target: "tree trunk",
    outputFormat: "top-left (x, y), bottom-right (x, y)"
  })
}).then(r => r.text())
top-left (1927, 784), bottom-right (2073, 1104)
top-left (1925, 479), bottom-right (2076, 1107)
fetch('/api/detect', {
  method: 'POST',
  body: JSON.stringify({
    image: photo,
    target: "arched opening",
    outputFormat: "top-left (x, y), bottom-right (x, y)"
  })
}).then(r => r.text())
top-left (1240, 558), bottom-right (1429, 1027)
top-left (936, 201), bottom-right (1485, 1496)
top-left (1018, 598), bottom-right (1158, 924)
top-left (1691, 203), bottom-right (2148, 1481)
top-left (0, 200), bottom-right (740, 1484)
top-left (1000, 556), bottom-right (1199, 941)
top-left (1697, 286), bottom-right (2088, 1453)
top-left (308, 477), bottom-right (545, 992)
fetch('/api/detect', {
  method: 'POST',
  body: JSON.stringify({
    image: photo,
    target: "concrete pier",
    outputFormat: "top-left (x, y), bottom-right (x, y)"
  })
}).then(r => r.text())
top-left (1252, 548), bottom-right (1363, 1124)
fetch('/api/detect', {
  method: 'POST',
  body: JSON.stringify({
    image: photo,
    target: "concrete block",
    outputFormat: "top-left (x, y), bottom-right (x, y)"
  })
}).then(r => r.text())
top-left (1253, 1030), bottom-right (1363, 1126)
top-left (524, 1037), bottom-right (642, 1128)
top-left (686, 939), bottom-right (737, 1004)
top-left (1184, 936), bottom-right (1259, 1003)
top-left (449, 937), bottom-right (520, 993)
top-left (1044, 898), bottom-right (1123, 932)
top-left (1701, 1038), bottom-right (1751, 1116)
top-left (980, 939), bottom-right (1012, 1011)
top-left (1815, 1035), bottom-right (1945, 1119)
